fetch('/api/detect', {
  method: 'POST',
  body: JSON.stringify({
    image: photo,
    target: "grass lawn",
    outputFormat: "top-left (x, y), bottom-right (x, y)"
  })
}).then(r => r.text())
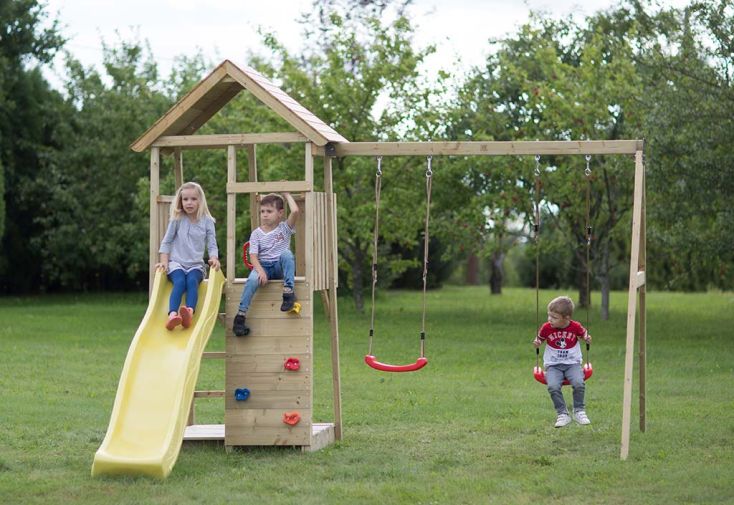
top-left (1, 286), bottom-right (732, 504)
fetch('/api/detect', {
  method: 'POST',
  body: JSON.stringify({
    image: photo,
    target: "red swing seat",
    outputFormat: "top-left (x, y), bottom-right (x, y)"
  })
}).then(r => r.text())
top-left (533, 362), bottom-right (593, 385)
top-left (364, 354), bottom-right (428, 373)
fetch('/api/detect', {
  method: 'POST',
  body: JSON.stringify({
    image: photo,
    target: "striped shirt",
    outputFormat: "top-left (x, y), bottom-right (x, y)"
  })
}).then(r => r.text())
top-left (249, 221), bottom-right (296, 262)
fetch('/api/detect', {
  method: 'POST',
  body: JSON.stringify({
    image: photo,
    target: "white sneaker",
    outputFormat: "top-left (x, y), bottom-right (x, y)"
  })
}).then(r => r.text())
top-left (554, 413), bottom-right (572, 428)
top-left (574, 410), bottom-right (591, 425)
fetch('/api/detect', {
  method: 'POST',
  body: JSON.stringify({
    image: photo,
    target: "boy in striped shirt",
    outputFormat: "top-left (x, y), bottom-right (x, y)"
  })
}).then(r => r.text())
top-left (233, 192), bottom-right (300, 336)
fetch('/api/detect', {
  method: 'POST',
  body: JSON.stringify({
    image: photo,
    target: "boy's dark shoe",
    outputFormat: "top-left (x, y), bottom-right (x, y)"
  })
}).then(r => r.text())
top-left (233, 314), bottom-right (249, 336)
top-left (280, 291), bottom-right (296, 312)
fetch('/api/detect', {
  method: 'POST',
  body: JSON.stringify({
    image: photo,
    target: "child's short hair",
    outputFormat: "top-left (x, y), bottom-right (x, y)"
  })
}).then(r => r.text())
top-left (260, 193), bottom-right (284, 210)
top-left (548, 296), bottom-right (575, 317)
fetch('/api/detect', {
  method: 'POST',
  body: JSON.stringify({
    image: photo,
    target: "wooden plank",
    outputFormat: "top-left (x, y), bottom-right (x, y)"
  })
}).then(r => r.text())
top-left (177, 82), bottom-right (243, 136)
top-left (173, 149), bottom-right (183, 189)
top-left (227, 371), bottom-right (311, 390)
top-left (184, 424), bottom-right (224, 441)
top-left (203, 351), bottom-right (226, 359)
top-left (152, 132), bottom-right (308, 149)
top-left (157, 195), bottom-right (174, 204)
top-left (621, 149), bottom-right (645, 461)
top-left (149, 147), bottom-right (160, 292)
top-left (194, 390), bottom-right (225, 398)
top-left (305, 192), bottom-right (315, 291)
top-left (303, 423), bottom-right (335, 452)
top-left (225, 390), bottom-right (310, 409)
top-left (225, 279), bottom-right (310, 301)
top-left (227, 145), bottom-right (237, 281)
top-left (227, 181), bottom-right (312, 194)
top-left (326, 190), bottom-right (342, 440)
top-left (639, 167), bottom-right (647, 433)
top-left (186, 423), bottom-right (333, 448)
top-left (313, 140), bottom-right (643, 157)
top-left (228, 335), bottom-right (311, 355)
top-left (226, 353), bottom-right (311, 373)
top-left (225, 409), bottom-right (311, 446)
top-left (247, 144), bottom-right (259, 231)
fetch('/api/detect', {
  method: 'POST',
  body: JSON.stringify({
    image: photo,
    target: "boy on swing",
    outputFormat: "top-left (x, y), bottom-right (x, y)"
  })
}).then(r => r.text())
top-left (533, 296), bottom-right (592, 427)
top-left (233, 192), bottom-right (300, 337)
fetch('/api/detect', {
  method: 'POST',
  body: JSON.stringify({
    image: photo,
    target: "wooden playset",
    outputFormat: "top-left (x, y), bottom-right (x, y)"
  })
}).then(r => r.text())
top-left (106, 60), bottom-right (647, 472)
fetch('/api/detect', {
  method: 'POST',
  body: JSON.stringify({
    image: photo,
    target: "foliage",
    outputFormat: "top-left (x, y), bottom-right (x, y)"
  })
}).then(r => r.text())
top-left (260, 5), bottom-right (441, 310)
top-left (0, 0), bottom-right (65, 292)
top-left (627, 0), bottom-right (734, 290)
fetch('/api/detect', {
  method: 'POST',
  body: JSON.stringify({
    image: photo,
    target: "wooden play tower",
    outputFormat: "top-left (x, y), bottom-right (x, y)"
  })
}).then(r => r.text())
top-left (131, 60), bottom-right (345, 451)
top-left (132, 60), bottom-right (648, 460)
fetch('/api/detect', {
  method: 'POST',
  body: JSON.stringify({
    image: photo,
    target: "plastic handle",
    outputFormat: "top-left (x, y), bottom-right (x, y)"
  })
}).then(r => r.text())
top-left (242, 242), bottom-right (253, 270)
top-left (364, 354), bottom-right (428, 373)
top-left (284, 357), bottom-right (301, 371)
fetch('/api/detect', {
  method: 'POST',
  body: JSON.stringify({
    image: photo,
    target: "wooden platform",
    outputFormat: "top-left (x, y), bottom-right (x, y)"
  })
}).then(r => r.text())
top-left (183, 423), bottom-right (335, 452)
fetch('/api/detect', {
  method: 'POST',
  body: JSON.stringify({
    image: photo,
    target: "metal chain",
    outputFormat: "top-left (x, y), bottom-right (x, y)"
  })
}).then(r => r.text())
top-left (420, 156), bottom-right (433, 358)
top-left (368, 156), bottom-right (382, 355)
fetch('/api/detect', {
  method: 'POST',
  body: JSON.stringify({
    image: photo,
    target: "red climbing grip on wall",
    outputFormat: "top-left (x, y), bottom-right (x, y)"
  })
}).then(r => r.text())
top-left (282, 411), bottom-right (301, 426)
top-left (284, 357), bottom-right (300, 371)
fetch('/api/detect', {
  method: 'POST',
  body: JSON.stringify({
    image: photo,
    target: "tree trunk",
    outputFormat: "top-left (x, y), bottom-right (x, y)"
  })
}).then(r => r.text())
top-left (466, 254), bottom-right (480, 285)
top-left (576, 248), bottom-right (590, 309)
top-left (599, 240), bottom-right (611, 320)
top-left (489, 249), bottom-right (504, 295)
top-left (350, 247), bottom-right (365, 313)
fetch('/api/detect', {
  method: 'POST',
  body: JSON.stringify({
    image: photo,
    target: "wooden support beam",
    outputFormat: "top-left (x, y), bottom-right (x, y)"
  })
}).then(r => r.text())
top-left (248, 145), bottom-right (258, 231)
top-left (227, 146), bottom-right (237, 282)
top-left (227, 181), bottom-right (312, 194)
top-left (149, 147), bottom-right (160, 293)
top-left (621, 149), bottom-right (645, 460)
top-left (639, 165), bottom-right (647, 433)
top-left (173, 148), bottom-right (183, 188)
top-left (203, 352), bottom-right (226, 359)
top-left (313, 140), bottom-right (642, 157)
top-left (152, 132), bottom-right (308, 149)
top-left (194, 390), bottom-right (225, 398)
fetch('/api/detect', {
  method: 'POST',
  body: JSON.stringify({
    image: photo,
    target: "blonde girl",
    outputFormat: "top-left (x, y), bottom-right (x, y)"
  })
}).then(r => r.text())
top-left (156, 182), bottom-right (220, 330)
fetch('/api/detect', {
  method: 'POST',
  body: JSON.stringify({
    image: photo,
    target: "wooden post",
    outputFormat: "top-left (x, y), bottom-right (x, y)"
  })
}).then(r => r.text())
top-left (639, 161), bottom-right (647, 432)
top-left (149, 147), bottom-right (160, 292)
top-left (227, 146), bottom-right (237, 282)
top-left (621, 149), bottom-right (645, 460)
top-left (324, 155), bottom-right (343, 440)
top-left (304, 144), bottom-right (314, 283)
top-left (173, 148), bottom-right (183, 189)
top-left (247, 145), bottom-right (258, 232)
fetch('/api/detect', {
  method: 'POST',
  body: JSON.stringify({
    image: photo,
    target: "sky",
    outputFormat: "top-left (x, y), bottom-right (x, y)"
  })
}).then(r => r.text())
top-left (41, 0), bottom-right (686, 89)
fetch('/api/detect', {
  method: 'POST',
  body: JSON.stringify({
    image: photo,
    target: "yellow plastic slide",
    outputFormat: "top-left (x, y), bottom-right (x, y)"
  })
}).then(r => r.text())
top-left (92, 268), bottom-right (225, 479)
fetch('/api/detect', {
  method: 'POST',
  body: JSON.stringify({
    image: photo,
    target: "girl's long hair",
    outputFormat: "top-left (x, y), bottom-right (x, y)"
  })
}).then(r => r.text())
top-left (169, 182), bottom-right (216, 222)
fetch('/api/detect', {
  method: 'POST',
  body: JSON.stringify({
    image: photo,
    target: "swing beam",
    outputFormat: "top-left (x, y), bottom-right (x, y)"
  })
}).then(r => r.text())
top-left (313, 139), bottom-right (646, 461)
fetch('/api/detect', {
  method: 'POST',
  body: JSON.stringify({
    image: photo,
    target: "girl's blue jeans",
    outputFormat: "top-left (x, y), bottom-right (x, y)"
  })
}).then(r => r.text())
top-left (168, 268), bottom-right (204, 314)
top-left (238, 250), bottom-right (295, 313)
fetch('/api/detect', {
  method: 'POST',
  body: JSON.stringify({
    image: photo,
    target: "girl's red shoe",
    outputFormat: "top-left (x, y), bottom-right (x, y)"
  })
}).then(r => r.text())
top-left (166, 312), bottom-right (182, 330)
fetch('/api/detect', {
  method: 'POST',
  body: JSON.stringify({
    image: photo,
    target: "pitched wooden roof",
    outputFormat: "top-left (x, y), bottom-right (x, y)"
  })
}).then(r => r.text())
top-left (130, 60), bottom-right (348, 152)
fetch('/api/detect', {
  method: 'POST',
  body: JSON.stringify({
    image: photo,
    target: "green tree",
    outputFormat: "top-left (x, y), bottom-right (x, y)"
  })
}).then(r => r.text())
top-left (257, 5), bottom-right (439, 310)
top-left (0, 0), bottom-right (65, 292)
top-left (629, 0), bottom-right (734, 290)
top-left (34, 38), bottom-right (173, 290)
top-left (449, 13), bottom-right (643, 317)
